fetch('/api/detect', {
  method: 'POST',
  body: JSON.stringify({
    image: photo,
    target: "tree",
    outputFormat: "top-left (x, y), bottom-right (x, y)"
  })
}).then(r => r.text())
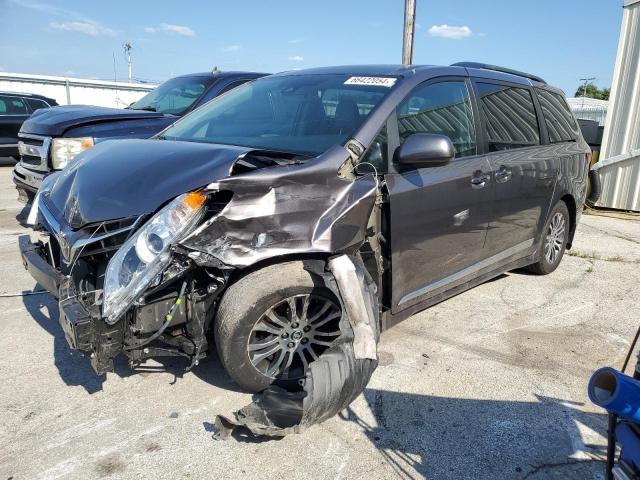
top-left (575, 83), bottom-right (611, 100)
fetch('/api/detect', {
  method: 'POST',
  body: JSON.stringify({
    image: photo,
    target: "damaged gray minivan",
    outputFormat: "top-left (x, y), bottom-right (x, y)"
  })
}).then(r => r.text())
top-left (20, 64), bottom-right (589, 408)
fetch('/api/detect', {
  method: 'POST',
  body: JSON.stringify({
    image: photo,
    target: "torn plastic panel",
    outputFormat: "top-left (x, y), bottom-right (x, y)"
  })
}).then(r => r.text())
top-left (214, 255), bottom-right (380, 438)
top-left (181, 145), bottom-right (378, 269)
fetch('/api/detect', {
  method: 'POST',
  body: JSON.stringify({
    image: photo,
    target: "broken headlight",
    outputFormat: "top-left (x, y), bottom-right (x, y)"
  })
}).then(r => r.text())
top-left (102, 191), bottom-right (206, 324)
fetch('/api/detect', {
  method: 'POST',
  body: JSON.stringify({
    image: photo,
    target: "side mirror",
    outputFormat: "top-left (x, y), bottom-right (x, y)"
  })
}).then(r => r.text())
top-left (396, 133), bottom-right (455, 168)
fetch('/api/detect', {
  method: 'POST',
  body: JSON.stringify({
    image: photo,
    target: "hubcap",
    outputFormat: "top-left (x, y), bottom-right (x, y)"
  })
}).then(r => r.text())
top-left (544, 212), bottom-right (566, 264)
top-left (247, 294), bottom-right (342, 379)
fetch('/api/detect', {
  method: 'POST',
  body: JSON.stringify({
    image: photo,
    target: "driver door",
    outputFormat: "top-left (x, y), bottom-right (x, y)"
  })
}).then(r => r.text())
top-left (385, 78), bottom-right (494, 313)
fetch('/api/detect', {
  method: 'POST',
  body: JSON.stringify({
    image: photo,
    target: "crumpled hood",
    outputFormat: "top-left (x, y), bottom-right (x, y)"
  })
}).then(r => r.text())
top-left (42, 139), bottom-right (250, 228)
top-left (21, 105), bottom-right (169, 137)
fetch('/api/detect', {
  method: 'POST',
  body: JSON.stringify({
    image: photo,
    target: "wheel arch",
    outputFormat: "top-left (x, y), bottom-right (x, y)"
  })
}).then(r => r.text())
top-left (225, 252), bottom-right (334, 287)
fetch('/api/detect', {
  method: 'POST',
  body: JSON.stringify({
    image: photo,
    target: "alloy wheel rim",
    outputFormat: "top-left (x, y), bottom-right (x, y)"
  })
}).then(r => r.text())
top-left (247, 294), bottom-right (342, 379)
top-left (544, 212), bottom-right (566, 265)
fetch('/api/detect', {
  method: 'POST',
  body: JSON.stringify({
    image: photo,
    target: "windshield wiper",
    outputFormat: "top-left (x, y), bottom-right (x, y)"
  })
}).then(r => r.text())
top-left (134, 106), bottom-right (156, 112)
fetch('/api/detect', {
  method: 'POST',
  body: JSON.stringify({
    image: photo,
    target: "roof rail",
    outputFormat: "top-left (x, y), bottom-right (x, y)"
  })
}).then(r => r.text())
top-left (451, 62), bottom-right (546, 84)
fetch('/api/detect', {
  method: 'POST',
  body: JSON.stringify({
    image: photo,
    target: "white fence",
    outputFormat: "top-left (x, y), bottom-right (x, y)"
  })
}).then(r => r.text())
top-left (0, 72), bottom-right (156, 108)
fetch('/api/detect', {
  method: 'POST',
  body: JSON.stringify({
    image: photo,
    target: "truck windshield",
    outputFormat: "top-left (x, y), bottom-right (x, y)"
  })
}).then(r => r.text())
top-left (130, 76), bottom-right (214, 116)
top-left (160, 74), bottom-right (396, 156)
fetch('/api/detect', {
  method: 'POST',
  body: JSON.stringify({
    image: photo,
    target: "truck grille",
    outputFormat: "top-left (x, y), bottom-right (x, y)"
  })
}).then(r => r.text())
top-left (18, 134), bottom-right (51, 172)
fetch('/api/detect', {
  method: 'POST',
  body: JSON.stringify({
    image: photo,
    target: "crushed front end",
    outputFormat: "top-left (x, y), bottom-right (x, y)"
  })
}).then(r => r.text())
top-left (19, 189), bottom-right (231, 374)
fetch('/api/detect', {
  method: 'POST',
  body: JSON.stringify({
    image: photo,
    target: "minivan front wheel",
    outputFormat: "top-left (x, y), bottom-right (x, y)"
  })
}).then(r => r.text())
top-left (214, 262), bottom-right (343, 392)
top-left (527, 201), bottom-right (570, 275)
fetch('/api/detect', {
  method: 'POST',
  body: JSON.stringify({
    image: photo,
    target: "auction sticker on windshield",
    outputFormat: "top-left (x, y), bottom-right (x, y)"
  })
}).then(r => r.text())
top-left (344, 77), bottom-right (397, 87)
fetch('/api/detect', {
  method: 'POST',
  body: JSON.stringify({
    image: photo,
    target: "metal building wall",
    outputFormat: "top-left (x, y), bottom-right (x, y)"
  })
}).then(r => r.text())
top-left (0, 72), bottom-right (155, 108)
top-left (566, 97), bottom-right (608, 126)
top-left (596, 0), bottom-right (640, 211)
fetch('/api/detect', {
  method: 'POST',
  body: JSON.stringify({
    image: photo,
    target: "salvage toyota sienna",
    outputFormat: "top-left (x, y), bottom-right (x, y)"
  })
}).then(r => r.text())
top-left (20, 63), bottom-right (590, 396)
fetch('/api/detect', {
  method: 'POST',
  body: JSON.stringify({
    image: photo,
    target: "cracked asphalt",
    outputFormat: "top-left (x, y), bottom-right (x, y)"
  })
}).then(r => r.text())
top-left (1, 159), bottom-right (639, 479)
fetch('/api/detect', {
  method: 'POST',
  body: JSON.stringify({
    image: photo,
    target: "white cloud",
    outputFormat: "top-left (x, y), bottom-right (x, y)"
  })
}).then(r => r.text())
top-left (220, 45), bottom-right (241, 52)
top-left (428, 24), bottom-right (473, 39)
top-left (145, 23), bottom-right (195, 37)
top-left (288, 38), bottom-right (304, 44)
top-left (49, 21), bottom-right (116, 37)
top-left (288, 55), bottom-right (304, 62)
top-left (11, 0), bottom-right (117, 37)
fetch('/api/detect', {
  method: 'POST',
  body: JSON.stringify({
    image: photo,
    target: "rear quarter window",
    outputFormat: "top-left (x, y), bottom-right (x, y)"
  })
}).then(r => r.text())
top-left (26, 98), bottom-right (50, 111)
top-left (475, 82), bottom-right (540, 151)
top-left (535, 89), bottom-right (580, 143)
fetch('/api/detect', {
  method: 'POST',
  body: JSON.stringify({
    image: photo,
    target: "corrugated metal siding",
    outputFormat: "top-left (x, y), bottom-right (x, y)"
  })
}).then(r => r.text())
top-left (594, 149), bottom-right (640, 212)
top-left (602, 0), bottom-right (640, 159)
top-left (0, 72), bottom-right (156, 108)
top-left (566, 97), bottom-right (608, 126)
top-left (595, 0), bottom-right (640, 211)
top-left (595, 150), bottom-right (640, 211)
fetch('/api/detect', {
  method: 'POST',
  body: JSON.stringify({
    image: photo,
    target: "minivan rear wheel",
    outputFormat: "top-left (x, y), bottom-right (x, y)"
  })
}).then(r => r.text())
top-left (214, 261), bottom-right (343, 392)
top-left (526, 201), bottom-right (570, 275)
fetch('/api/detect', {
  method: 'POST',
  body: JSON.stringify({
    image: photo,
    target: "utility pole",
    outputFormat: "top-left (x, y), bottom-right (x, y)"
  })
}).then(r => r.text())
top-left (402, 0), bottom-right (416, 65)
top-left (123, 43), bottom-right (133, 82)
top-left (579, 76), bottom-right (596, 97)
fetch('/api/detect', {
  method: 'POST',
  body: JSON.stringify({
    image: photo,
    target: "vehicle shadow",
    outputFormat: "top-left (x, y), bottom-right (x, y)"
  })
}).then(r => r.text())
top-left (14, 202), bottom-right (31, 227)
top-left (22, 287), bottom-right (106, 394)
top-left (21, 285), bottom-right (241, 394)
top-left (341, 388), bottom-right (607, 479)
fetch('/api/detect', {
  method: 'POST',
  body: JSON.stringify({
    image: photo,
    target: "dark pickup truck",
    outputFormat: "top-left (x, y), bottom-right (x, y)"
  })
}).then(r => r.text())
top-left (13, 70), bottom-right (266, 202)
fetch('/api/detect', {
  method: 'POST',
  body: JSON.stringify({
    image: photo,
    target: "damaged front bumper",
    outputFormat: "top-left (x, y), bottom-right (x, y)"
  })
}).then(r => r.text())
top-left (19, 234), bottom-right (125, 372)
top-left (19, 235), bottom-right (63, 297)
top-left (19, 231), bottom-right (213, 375)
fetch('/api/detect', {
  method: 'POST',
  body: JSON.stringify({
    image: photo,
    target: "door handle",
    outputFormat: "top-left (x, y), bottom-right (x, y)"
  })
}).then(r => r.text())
top-left (471, 171), bottom-right (491, 189)
top-left (495, 165), bottom-right (512, 183)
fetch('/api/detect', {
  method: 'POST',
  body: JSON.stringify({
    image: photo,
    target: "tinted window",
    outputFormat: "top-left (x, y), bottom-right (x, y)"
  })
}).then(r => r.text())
top-left (218, 80), bottom-right (249, 96)
top-left (475, 83), bottom-right (540, 151)
top-left (26, 98), bottom-right (50, 111)
top-left (535, 89), bottom-right (580, 143)
top-left (130, 76), bottom-right (214, 115)
top-left (0, 96), bottom-right (28, 114)
top-left (397, 81), bottom-right (476, 158)
top-left (162, 74), bottom-right (395, 156)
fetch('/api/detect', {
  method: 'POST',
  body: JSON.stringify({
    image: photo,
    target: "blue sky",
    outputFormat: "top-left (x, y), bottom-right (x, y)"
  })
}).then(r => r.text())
top-left (0, 0), bottom-right (623, 95)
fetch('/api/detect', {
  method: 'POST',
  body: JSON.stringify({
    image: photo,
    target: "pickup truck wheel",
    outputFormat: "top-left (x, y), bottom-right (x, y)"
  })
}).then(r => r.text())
top-left (526, 201), bottom-right (570, 275)
top-left (214, 262), bottom-right (342, 392)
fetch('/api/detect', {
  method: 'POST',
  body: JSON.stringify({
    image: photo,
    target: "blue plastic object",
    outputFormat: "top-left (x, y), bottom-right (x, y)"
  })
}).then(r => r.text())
top-left (617, 422), bottom-right (640, 471)
top-left (588, 367), bottom-right (640, 422)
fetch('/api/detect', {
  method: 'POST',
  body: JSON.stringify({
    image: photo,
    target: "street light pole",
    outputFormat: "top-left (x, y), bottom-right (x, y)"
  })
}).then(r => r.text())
top-left (402, 0), bottom-right (416, 65)
top-left (123, 43), bottom-right (133, 83)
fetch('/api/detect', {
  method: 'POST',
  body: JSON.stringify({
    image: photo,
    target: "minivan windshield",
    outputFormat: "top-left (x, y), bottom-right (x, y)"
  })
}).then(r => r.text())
top-left (160, 74), bottom-right (396, 156)
top-left (130, 76), bottom-right (214, 116)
